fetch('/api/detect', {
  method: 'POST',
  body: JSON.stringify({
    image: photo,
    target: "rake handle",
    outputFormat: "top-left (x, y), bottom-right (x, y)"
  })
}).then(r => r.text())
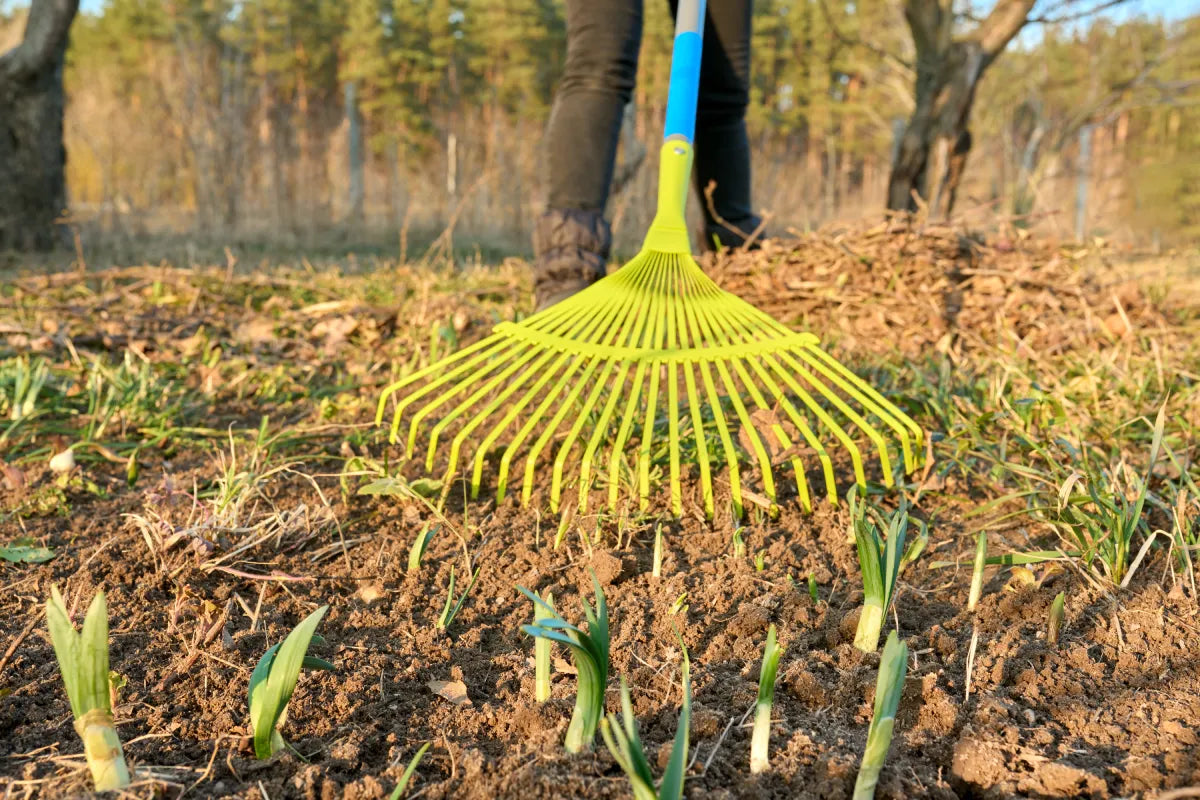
top-left (663, 0), bottom-right (706, 144)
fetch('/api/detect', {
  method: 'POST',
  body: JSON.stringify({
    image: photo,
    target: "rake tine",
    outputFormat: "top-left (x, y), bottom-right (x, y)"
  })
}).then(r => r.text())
top-left (551, 360), bottom-right (618, 512)
top-left (522, 357), bottom-right (606, 507)
top-left (690, 294), bottom-right (779, 506)
top-left (758, 354), bottom-right (841, 503)
top-left (445, 348), bottom-right (558, 481)
top-left (739, 354), bottom-right (822, 510)
top-left (773, 350), bottom-right (873, 485)
top-left (573, 260), bottom-right (659, 512)
top-left (425, 344), bottom-right (545, 470)
top-left (637, 255), bottom-right (672, 513)
top-left (607, 361), bottom-right (648, 512)
top-left (799, 347), bottom-right (924, 472)
top-left (577, 361), bottom-right (632, 512)
top-left (496, 354), bottom-right (590, 503)
top-left (375, 334), bottom-right (499, 425)
top-left (470, 351), bottom-right (575, 499)
top-left (385, 335), bottom-right (512, 445)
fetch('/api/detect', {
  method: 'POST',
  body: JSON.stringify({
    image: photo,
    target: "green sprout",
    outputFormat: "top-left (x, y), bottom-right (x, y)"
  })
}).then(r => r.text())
top-left (808, 573), bottom-right (820, 604)
top-left (968, 532), bottom-right (987, 613)
top-left (851, 493), bottom-right (912, 653)
top-left (600, 653), bottom-right (691, 800)
top-left (387, 742), bottom-right (431, 800)
top-left (732, 527), bottom-right (746, 559)
top-left (652, 525), bottom-right (664, 578)
top-left (45, 587), bottom-right (132, 791)
top-left (248, 605), bottom-right (334, 759)
top-left (754, 550), bottom-right (766, 571)
top-left (408, 525), bottom-right (438, 572)
top-left (437, 563), bottom-right (481, 632)
top-left (853, 630), bottom-right (909, 800)
top-left (750, 624), bottom-right (785, 774)
top-left (518, 575), bottom-right (610, 753)
top-left (534, 590), bottom-right (555, 703)
top-left (1047, 591), bottom-right (1066, 645)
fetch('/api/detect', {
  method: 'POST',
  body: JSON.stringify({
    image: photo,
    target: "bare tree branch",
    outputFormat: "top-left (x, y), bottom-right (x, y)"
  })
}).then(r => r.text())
top-left (1028, 0), bottom-right (1132, 25)
top-left (0, 0), bottom-right (79, 82)
top-left (975, 0), bottom-right (1038, 55)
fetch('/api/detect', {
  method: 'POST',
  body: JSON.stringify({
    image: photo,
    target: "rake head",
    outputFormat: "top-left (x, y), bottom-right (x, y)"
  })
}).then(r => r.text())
top-left (376, 247), bottom-right (925, 519)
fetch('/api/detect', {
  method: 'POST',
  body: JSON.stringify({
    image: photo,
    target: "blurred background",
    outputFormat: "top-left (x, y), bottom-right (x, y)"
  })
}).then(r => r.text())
top-left (2, 0), bottom-right (1196, 258)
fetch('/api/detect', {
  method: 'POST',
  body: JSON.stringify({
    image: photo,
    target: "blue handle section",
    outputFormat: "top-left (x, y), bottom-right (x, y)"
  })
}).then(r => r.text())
top-left (663, 29), bottom-right (703, 143)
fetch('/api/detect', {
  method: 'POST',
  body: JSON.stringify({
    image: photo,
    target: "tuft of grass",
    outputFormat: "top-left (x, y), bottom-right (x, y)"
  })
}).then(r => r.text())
top-left (436, 563), bottom-right (481, 632)
top-left (248, 605), bottom-right (334, 759)
top-left (750, 624), bottom-right (785, 774)
top-left (600, 651), bottom-right (691, 800)
top-left (853, 630), bottom-right (909, 800)
top-left (45, 587), bottom-right (132, 791)
top-left (518, 574), bottom-right (610, 753)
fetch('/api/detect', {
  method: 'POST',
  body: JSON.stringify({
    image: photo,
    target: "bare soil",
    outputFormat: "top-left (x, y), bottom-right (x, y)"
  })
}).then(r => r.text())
top-left (2, 222), bottom-right (1198, 798)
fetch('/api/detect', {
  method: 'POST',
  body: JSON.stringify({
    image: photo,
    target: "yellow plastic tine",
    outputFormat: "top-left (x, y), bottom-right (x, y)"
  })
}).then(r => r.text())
top-left (470, 351), bottom-right (574, 498)
top-left (405, 341), bottom-right (530, 456)
top-left (636, 255), bottom-right (672, 513)
top-left (758, 353), bottom-right (846, 500)
top-left (522, 356), bottom-right (605, 507)
top-left (496, 354), bottom-right (589, 503)
top-left (575, 259), bottom-right (658, 512)
top-left (797, 346), bottom-right (924, 472)
top-left (773, 350), bottom-right (874, 485)
top-left (738, 355), bottom-right (825, 509)
top-left (425, 345), bottom-right (544, 471)
top-left (578, 361), bottom-right (631, 512)
top-left (607, 362), bottom-right (648, 511)
top-left (551, 359), bottom-right (617, 511)
top-left (445, 348), bottom-right (558, 480)
top-left (688, 293), bottom-right (777, 504)
top-left (376, 334), bottom-right (500, 424)
top-left (386, 336), bottom-right (512, 444)
top-left (664, 259), bottom-right (684, 516)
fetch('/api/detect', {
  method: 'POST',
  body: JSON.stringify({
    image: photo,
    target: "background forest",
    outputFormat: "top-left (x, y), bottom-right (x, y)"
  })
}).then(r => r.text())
top-left (3, 0), bottom-right (1197, 253)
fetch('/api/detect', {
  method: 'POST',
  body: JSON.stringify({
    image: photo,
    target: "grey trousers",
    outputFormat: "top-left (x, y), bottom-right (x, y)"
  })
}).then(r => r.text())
top-left (545, 0), bottom-right (756, 238)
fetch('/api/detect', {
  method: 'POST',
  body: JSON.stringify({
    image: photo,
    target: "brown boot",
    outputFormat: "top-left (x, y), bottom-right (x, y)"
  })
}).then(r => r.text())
top-left (532, 209), bottom-right (611, 311)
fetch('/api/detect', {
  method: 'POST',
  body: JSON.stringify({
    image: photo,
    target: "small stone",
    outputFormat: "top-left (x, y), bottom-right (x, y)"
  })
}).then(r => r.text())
top-left (49, 449), bottom-right (75, 473)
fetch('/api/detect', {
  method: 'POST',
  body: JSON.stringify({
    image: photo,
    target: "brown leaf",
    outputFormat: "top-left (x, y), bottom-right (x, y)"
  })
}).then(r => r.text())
top-left (1, 463), bottom-right (26, 492)
top-left (427, 679), bottom-right (472, 706)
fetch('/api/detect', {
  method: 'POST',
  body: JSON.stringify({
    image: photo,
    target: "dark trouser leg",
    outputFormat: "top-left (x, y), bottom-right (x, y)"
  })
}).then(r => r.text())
top-left (535, 0), bottom-right (642, 308)
top-left (670, 0), bottom-right (758, 249)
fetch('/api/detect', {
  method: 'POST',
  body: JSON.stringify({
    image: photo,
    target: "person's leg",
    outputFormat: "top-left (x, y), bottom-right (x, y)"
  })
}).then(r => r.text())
top-left (535, 0), bottom-right (643, 308)
top-left (669, 0), bottom-right (759, 249)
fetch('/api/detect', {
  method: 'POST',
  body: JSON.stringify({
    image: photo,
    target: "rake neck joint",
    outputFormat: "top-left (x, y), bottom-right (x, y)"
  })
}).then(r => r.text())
top-left (643, 139), bottom-right (694, 254)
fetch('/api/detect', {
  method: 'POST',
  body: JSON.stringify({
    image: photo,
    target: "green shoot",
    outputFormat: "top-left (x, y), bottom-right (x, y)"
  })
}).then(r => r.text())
top-left (750, 624), bottom-right (785, 774)
top-left (1047, 591), bottom-right (1065, 644)
top-left (248, 605), bottom-right (334, 759)
top-left (387, 742), bottom-right (431, 800)
top-left (652, 524), bottom-right (663, 578)
top-left (45, 587), bottom-right (131, 791)
top-left (437, 564), bottom-right (481, 631)
top-left (808, 573), bottom-right (820, 604)
top-left (534, 590), bottom-right (555, 703)
top-left (754, 550), bottom-right (766, 571)
top-left (669, 592), bottom-right (689, 616)
top-left (968, 532), bottom-right (987, 613)
top-left (600, 652), bottom-right (691, 800)
top-left (732, 527), bottom-right (746, 559)
top-left (408, 525), bottom-right (438, 573)
top-left (518, 575), bottom-right (610, 753)
top-left (851, 494), bottom-right (911, 653)
top-left (852, 630), bottom-right (909, 800)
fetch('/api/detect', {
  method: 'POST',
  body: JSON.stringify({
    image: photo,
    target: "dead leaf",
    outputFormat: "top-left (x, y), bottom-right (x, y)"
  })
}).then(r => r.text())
top-left (427, 679), bottom-right (471, 706)
top-left (1, 463), bottom-right (26, 492)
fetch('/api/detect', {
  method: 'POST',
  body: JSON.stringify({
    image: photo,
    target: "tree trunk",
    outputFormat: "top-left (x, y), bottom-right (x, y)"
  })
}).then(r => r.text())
top-left (0, 0), bottom-right (79, 250)
top-left (887, 0), bottom-right (1035, 213)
